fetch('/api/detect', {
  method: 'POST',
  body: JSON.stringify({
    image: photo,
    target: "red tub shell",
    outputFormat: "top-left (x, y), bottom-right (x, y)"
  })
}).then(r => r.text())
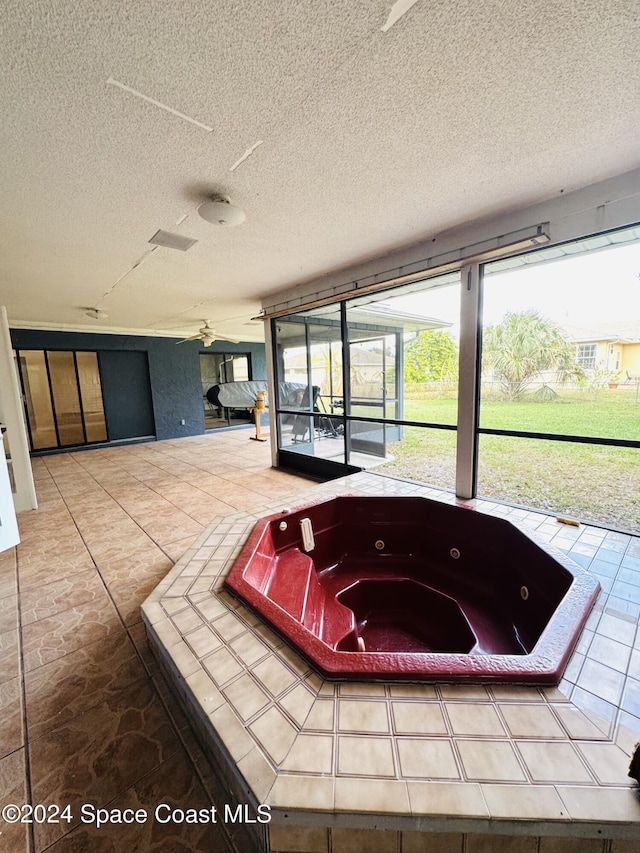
top-left (224, 496), bottom-right (600, 683)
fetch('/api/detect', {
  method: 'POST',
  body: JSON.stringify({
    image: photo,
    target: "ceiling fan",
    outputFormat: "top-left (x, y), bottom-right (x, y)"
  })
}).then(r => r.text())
top-left (177, 320), bottom-right (240, 347)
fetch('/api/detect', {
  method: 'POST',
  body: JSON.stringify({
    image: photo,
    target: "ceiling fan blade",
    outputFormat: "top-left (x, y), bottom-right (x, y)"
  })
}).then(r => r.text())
top-left (176, 333), bottom-right (202, 344)
top-left (215, 334), bottom-right (241, 343)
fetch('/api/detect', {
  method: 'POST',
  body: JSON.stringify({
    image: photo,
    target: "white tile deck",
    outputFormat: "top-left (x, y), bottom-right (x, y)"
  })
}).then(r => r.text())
top-left (142, 472), bottom-right (640, 851)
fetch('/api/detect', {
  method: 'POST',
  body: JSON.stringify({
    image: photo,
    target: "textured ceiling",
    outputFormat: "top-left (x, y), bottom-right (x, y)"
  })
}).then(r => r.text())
top-left (1, 0), bottom-right (638, 341)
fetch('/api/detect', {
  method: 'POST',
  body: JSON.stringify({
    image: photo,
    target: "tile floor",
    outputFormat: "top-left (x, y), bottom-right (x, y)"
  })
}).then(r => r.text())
top-left (1, 432), bottom-right (639, 852)
top-left (0, 430), bottom-right (313, 852)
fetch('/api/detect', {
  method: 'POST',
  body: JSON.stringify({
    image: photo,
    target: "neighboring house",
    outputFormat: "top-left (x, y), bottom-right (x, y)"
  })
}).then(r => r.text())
top-left (561, 321), bottom-right (640, 379)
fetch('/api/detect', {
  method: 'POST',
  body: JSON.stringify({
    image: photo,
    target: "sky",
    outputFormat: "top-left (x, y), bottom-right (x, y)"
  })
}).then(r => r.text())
top-left (483, 240), bottom-right (640, 328)
top-left (382, 239), bottom-right (640, 340)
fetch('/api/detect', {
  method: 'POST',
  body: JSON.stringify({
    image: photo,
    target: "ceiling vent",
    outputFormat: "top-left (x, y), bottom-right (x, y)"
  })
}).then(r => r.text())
top-left (148, 230), bottom-right (198, 251)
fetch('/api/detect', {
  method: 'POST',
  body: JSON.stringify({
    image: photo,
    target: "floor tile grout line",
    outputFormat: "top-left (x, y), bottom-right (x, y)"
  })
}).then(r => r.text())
top-left (15, 542), bottom-right (37, 853)
top-left (148, 686), bottom-right (246, 853)
top-left (35, 465), bottom-right (166, 677)
top-left (141, 476), bottom-right (242, 524)
top-left (17, 464), bottom-right (87, 852)
top-left (35, 748), bottom-right (186, 851)
top-left (55, 460), bottom-right (188, 572)
top-left (29, 461), bottom-right (240, 851)
top-left (24, 642), bottom-right (152, 745)
top-left (48, 444), bottom-right (263, 851)
top-left (559, 548), bottom-right (640, 740)
top-left (71, 438), bottom-right (282, 526)
top-left (21, 472), bottom-right (144, 734)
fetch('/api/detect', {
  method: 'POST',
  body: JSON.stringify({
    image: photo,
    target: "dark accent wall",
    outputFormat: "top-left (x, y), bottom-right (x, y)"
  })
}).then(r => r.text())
top-left (10, 329), bottom-right (267, 442)
top-left (98, 351), bottom-right (155, 440)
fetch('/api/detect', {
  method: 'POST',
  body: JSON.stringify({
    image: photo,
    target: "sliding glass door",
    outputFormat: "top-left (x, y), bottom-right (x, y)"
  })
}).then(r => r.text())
top-left (273, 305), bottom-right (351, 477)
top-left (347, 335), bottom-right (391, 459)
top-left (17, 350), bottom-right (107, 450)
top-left (272, 271), bottom-right (461, 484)
top-left (200, 352), bottom-right (252, 429)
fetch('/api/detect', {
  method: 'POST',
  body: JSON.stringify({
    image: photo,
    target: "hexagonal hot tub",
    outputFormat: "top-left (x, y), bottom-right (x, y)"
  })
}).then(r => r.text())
top-left (224, 496), bottom-right (600, 682)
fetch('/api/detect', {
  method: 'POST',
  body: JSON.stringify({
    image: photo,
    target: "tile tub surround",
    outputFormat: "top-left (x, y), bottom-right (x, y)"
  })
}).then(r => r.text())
top-left (142, 473), bottom-right (640, 851)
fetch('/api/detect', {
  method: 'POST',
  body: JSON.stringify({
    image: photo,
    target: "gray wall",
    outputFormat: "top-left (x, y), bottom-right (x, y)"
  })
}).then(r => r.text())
top-left (10, 329), bottom-right (266, 443)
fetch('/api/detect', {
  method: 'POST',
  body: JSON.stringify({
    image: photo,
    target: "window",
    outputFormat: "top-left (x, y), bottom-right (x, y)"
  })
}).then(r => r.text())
top-left (575, 343), bottom-right (597, 368)
top-left (478, 227), bottom-right (640, 530)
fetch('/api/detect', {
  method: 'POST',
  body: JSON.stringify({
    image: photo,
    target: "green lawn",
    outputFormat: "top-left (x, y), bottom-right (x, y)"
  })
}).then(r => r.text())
top-left (403, 389), bottom-right (640, 439)
top-left (376, 389), bottom-right (640, 530)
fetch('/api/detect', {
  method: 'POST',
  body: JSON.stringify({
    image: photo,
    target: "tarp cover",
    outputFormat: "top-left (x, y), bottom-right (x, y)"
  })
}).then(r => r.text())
top-left (216, 381), bottom-right (268, 408)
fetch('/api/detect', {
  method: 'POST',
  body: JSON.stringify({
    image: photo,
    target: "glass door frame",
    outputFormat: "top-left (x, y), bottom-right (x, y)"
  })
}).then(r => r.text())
top-left (273, 307), bottom-right (359, 479)
top-left (348, 333), bottom-right (388, 457)
top-left (271, 276), bottom-right (459, 481)
top-left (200, 351), bottom-right (253, 430)
top-left (15, 349), bottom-right (109, 451)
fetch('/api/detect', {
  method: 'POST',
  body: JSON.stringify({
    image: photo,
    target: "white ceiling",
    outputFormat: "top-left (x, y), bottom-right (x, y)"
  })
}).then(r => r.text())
top-left (1, 0), bottom-right (638, 342)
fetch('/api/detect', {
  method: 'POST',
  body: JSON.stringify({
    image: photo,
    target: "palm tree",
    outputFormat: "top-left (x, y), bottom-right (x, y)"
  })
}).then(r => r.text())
top-left (482, 310), bottom-right (583, 401)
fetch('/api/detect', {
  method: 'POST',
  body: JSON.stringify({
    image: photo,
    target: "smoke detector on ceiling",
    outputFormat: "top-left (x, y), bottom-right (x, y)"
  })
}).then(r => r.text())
top-left (85, 308), bottom-right (108, 321)
top-left (198, 194), bottom-right (246, 226)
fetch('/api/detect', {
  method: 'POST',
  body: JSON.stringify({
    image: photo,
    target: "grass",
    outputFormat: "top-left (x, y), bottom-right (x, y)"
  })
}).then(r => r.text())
top-left (402, 388), bottom-right (640, 439)
top-left (375, 388), bottom-right (640, 531)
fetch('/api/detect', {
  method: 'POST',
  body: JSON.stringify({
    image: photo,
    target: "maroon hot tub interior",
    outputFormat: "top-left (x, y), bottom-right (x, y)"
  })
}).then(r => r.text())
top-left (224, 496), bottom-right (600, 682)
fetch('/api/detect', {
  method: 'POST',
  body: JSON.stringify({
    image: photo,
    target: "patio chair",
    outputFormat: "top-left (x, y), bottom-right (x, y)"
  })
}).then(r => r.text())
top-left (291, 386), bottom-right (321, 441)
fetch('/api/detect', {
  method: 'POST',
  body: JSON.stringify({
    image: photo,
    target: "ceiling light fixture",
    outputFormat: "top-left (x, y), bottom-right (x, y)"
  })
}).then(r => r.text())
top-left (198, 194), bottom-right (246, 227)
top-left (85, 308), bottom-right (108, 321)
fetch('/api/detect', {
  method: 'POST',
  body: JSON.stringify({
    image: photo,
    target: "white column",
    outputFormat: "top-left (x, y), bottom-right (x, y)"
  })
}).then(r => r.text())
top-left (0, 440), bottom-right (19, 551)
top-left (0, 306), bottom-right (37, 513)
top-left (455, 264), bottom-right (482, 499)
